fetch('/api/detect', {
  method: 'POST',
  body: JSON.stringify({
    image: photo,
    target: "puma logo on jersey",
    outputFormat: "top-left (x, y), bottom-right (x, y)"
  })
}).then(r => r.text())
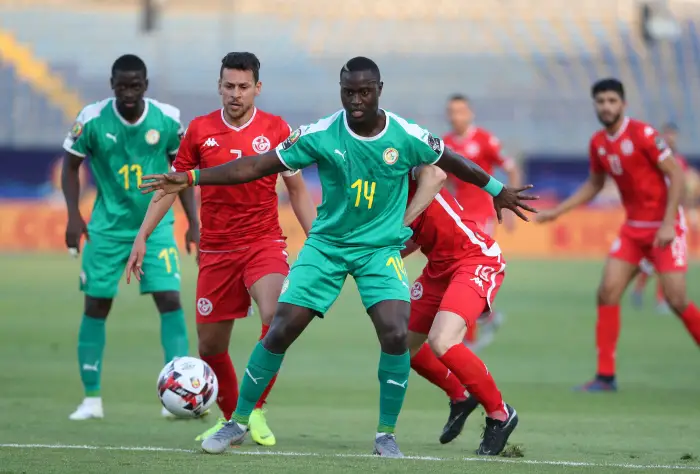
top-left (203, 138), bottom-right (219, 147)
top-left (387, 379), bottom-right (408, 388)
top-left (105, 133), bottom-right (117, 143)
top-left (334, 149), bottom-right (347, 161)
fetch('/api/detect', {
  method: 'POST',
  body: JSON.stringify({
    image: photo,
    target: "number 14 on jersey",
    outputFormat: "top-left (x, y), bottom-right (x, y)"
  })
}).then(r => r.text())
top-left (351, 179), bottom-right (376, 209)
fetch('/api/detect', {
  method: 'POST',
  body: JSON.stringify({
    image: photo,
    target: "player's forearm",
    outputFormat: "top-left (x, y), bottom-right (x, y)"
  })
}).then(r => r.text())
top-left (138, 193), bottom-right (178, 240)
top-left (663, 167), bottom-right (684, 227)
top-left (177, 186), bottom-right (199, 229)
top-left (437, 149), bottom-right (491, 188)
top-left (404, 166), bottom-right (446, 225)
top-left (61, 164), bottom-right (82, 220)
top-left (555, 179), bottom-right (603, 215)
top-left (289, 195), bottom-right (316, 237)
top-left (199, 153), bottom-right (286, 185)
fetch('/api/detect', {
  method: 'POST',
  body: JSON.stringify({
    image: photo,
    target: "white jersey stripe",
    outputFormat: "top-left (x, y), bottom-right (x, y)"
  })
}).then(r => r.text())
top-left (486, 254), bottom-right (506, 311)
top-left (434, 193), bottom-right (501, 257)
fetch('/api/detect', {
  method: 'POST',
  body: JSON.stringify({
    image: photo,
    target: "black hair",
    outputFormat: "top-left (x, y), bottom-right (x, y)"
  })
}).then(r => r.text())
top-left (111, 54), bottom-right (147, 78)
top-left (448, 93), bottom-right (469, 103)
top-left (220, 52), bottom-right (261, 82)
top-left (340, 56), bottom-right (381, 82)
top-left (591, 78), bottom-right (625, 100)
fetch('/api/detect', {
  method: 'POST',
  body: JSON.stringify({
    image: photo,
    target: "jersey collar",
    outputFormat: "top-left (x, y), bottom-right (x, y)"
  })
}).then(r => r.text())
top-left (342, 109), bottom-right (390, 142)
top-left (112, 98), bottom-right (149, 127)
top-left (221, 107), bottom-right (257, 131)
top-left (606, 116), bottom-right (629, 141)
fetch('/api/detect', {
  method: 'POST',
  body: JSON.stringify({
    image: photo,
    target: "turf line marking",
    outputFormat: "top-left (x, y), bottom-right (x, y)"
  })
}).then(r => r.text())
top-left (2, 444), bottom-right (699, 470)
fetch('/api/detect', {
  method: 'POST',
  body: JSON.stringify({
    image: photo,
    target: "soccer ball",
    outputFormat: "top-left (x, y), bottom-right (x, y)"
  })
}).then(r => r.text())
top-left (157, 357), bottom-right (218, 418)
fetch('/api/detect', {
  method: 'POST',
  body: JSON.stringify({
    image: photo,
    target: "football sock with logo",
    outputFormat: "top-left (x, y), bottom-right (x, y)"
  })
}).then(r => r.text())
top-left (411, 343), bottom-right (466, 401)
top-left (77, 314), bottom-right (106, 397)
top-left (596, 305), bottom-right (620, 377)
top-left (679, 302), bottom-right (700, 345)
top-left (439, 343), bottom-right (505, 419)
top-left (255, 324), bottom-right (279, 409)
top-left (377, 351), bottom-right (411, 433)
top-left (200, 351), bottom-right (238, 420)
top-left (231, 342), bottom-right (284, 425)
top-left (159, 309), bottom-right (189, 364)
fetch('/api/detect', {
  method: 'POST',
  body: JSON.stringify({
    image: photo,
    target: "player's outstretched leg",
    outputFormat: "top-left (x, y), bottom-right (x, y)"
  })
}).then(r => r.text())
top-left (368, 300), bottom-right (412, 458)
top-left (657, 271), bottom-right (700, 345)
top-left (429, 310), bottom-right (517, 456)
top-left (70, 296), bottom-right (111, 420)
top-left (201, 303), bottom-right (315, 454)
top-left (576, 257), bottom-right (637, 392)
top-left (152, 291), bottom-right (190, 417)
top-left (408, 332), bottom-right (476, 444)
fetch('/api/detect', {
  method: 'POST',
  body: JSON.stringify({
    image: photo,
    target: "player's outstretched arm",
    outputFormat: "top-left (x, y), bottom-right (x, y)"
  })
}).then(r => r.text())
top-left (283, 172), bottom-right (317, 236)
top-left (404, 165), bottom-right (446, 226)
top-left (62, 152), bottom-right (89, 256)
top-left (437, 148), bottom-right (538, 223)
top-left (536, 172), bottom-right (606, 223)
top-left (177, 186), bottom-right (200, 255)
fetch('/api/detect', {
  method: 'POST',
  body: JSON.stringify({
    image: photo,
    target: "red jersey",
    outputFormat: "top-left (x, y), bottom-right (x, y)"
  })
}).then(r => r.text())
top-left (172, 108), bottom-right (295, 251)
top-left (407, 175), bottom-right (502, 277)
top-left (443, 127), bottom-right (514, 219)
top-left (589, 117), bottom-right (678, 226)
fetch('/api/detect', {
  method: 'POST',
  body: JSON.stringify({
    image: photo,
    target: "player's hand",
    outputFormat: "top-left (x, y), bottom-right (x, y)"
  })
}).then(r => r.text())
top-left (140, 173), bottom-right (189, 202)
top-left (185, 224), bottom-right (200, 264)
top-left (534, 208), bottom-right (560, 224)
top-left (125, 237), bottom-right (147, 283)
top-left (654, 223), bottom-right (675, 248)
top-left (65, 215), bottom-right (89, 257)
top-left (492, 185), bottom-right (539, 223)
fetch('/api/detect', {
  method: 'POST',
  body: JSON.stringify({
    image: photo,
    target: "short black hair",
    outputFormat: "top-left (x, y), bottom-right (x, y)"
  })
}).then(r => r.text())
top-left (112, 54), bottom-right (147, 77)
top-left (591, 78), bottom-right (625, 100)
top-left (220, 52), bottom-right (261, 82)
top-left (340, 56), bottom-right (381, 82)
top-left (448, 94), bottom-right (469, 103)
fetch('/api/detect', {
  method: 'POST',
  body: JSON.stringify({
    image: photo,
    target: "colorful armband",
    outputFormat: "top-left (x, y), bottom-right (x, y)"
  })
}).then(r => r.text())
top-left (186, 169), bottom-right (200, 187)
top-left (482, 176), bottom-right (504, 197)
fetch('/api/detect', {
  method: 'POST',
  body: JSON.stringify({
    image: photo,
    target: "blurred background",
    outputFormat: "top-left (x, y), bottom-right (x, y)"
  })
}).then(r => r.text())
top-left (2, 0), bottom-right (700, 257)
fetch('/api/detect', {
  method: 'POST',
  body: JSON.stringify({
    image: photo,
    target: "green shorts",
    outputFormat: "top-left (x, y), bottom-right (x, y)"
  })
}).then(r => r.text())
top-left (81, 232), bottom-right (181, 298)
top-left (278, 238), bottom-right (410, 315)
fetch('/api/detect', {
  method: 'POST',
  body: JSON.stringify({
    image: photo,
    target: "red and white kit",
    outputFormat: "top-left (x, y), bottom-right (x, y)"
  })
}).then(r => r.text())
top-left (172, 108), bottom-right (295, 323)
top-left (443, 127), bottom-right (515, 235)
top-left (589, 117), bottom-right (687, 273)
top-left (407, 174), bottom-right (506, 335)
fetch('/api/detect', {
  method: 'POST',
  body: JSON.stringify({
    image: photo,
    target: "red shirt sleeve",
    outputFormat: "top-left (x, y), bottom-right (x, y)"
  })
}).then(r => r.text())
top-left (277, 117), bottom-right (298, 177)
top-left (636, 124), bottom-right (672, 165)
top-left (171, 121), bottom-right (200, 172)
top-left (589, 137), bottom-right (604, 174)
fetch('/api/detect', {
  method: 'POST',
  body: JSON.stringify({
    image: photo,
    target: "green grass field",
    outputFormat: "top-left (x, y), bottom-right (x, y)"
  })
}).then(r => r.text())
top-left (1, 253), bottom-right (700, 473)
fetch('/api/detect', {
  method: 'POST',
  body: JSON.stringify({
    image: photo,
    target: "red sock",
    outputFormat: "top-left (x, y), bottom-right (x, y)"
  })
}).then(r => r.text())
top-left (411, 343), bottom-right (467, 401)
top-left (439, 343), bottom-right (504, 416)
top-left (656, 283), bottom-right (665, 304)
top-left (255, 324), bottom-right (279, 409)
top-left (680, 303), bottom-right (700, 345)
top-left (634, 273), bottom-right (648, 293)
top-left (200, 351), bottom-right (237, 420)
top-left (596, 305), bottom-right (620, 377)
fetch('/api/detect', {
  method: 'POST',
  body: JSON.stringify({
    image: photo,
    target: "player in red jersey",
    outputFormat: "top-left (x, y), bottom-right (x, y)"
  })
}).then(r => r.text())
top-left (536, 79), bottom-right (700, 391)
top-left (632, 122), bottom-right (699, 312)
top-left (401, 165), bottom-right (530, 454)
top-left (125, 53), bottom-right (316, 443)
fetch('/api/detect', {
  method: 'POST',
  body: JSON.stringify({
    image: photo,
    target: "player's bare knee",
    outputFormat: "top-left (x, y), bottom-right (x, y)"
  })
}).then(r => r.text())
top-left (152, 291), bottom-right (181, 313)
top-left (197, 330), bottom-right (227, 356)
top-left (84, 296), bottom-right (112, 319)
top-left (426, 330), bottom-right (454, 357)
top-left (596, 284), bottom-right (622, 306)
top-left (664, 290), bottom-right (688, 315)
top-left (378, 325), bottom-right (408, 355)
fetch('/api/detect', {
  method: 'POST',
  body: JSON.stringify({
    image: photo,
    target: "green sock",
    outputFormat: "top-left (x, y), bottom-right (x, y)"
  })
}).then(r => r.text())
top-left (231, 342), bottom-right (284, 425)
top-left (377, 351), bottom-right (410, 433)
top-left (160, 309), bottom-right (189, 363)
top-left (77, 314), bottom-right (106, 397)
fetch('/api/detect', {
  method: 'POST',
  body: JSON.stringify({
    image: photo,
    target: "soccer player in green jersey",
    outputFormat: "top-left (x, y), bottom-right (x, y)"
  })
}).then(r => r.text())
top-left (136, 57), bottom-right (536, 456)
top-left (62, 54), bottom-right (199, 420)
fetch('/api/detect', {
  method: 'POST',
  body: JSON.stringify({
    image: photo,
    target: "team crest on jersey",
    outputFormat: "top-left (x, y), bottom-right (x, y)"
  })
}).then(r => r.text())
top-left (410, 281), bottom-right (423, 300)
top-left (383, 147), bottom-right (399, 165)
top-left (598, 146), bottom-right (606, 156)
top-left (620, 139), bottom-right (634, 156)
top-left (466, 143), bottom-right (480, 156)
top-left (145, 129), bottom-right (160, 145)
top-left (197, 298), bottom-right (213, 316)
top-left (71, 121), bottom-right (83, 139)
top-left (281, 128), bottom-right (302, 150)
top-left (252, 135), bottom-right (271, 154)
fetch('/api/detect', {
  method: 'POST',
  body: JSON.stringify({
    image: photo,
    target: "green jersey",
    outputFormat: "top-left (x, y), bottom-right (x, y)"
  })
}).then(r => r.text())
top-left (276, 109), bottom-right (444, 248)
top-left (63, 98), bottom-right (183, 241)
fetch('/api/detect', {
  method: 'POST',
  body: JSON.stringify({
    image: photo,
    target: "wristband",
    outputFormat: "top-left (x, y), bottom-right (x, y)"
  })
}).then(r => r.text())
top-left (185, 170), bottom-right (193, 186)
top-left (482, 176), bottom-right (504, 197)
top-left (188, 169), bottom-right (199, 186)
